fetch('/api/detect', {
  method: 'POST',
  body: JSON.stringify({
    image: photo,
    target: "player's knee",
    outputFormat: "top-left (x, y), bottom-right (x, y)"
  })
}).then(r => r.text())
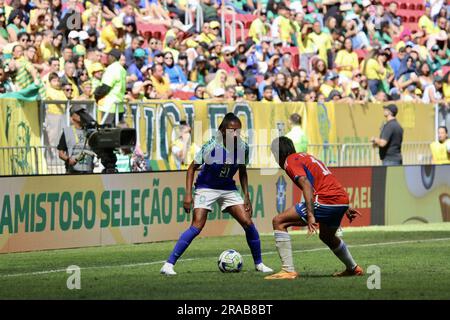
top-left (241, 218), bottom-right (253, 228)
top-left (191, 221), bottom-right (205, 231)
top-left (319, 232), bottom-right (331, 244)
top-left (272, 215), bottom-right (282, 229)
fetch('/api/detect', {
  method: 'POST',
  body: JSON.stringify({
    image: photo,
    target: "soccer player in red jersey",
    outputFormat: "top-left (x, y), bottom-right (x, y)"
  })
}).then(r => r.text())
top-left (265, 136), bottom-right (363, 279)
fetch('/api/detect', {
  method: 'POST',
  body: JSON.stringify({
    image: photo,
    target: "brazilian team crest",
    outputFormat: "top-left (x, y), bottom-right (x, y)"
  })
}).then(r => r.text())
top-left (276, 176), bottom-right (287, 213)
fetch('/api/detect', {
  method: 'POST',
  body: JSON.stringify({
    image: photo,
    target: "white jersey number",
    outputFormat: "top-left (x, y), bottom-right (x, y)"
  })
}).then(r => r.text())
top-left (310, 156), bottom-right (332, 176)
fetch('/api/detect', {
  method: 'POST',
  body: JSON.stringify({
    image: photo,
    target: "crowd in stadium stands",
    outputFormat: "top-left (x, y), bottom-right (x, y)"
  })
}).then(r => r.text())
top-left (0, 0), bottom-right (450, 107)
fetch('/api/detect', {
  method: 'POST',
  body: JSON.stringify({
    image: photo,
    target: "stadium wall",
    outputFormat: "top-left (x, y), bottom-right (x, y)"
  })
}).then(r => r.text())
top-left (1, 165), bottom-right (449, 253)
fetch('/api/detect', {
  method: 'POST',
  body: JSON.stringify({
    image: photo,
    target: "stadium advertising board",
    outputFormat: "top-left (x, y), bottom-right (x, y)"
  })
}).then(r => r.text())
top-left (331, 167), bottom-right (373, 227)
top-left (384, 165), bottom-right (450, 225)
top-left (0, 170), bottom-right (292, 253)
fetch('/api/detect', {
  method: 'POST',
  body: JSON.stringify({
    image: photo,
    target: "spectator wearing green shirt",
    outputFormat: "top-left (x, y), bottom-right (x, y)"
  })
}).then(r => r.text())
top-left (285, 113), bottom-right (308, 153)
top-left (94, 49), bottom-right (127, 126)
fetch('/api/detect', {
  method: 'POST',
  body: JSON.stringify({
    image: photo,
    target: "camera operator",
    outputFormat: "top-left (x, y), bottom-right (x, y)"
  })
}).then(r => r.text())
top-left (57, 105), bottom-right (95, 174)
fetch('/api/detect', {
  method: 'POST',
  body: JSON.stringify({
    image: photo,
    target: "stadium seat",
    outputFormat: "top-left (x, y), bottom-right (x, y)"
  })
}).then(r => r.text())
top-left (282, 47), bottom-right (300, 70)
top-left (408, 4), bottom-right (416, 10)
top-left (172, 91), bottom-right (194, 100)
top-left (442, 66), bottom-right (450, 76)
top-left (137, 23), bottom-right (167, 40)
top-left (400, 4), bottom-right (407, 9)
top-left (355, 49), bottom-right (368, 63)
top-left (403, 22), bottom-right (419, 33)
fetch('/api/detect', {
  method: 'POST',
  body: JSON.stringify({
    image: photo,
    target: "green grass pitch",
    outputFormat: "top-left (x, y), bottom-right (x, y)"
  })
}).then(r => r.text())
top-left (1, 223), bottom-right (450, 300)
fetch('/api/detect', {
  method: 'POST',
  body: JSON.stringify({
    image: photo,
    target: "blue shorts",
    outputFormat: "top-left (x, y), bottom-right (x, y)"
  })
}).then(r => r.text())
top-left (295, 202), bottom-right (349, 228)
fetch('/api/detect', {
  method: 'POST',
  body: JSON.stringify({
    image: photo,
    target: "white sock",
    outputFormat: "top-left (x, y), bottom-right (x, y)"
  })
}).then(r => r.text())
top-left (274, 231), bottom-right (295, 272)
top-left (332, 240), bottom-right (357, 270)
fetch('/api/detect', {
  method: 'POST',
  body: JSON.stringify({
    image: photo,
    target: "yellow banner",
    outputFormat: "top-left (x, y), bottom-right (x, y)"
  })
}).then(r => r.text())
top-left (0, 170), bottom-right (291, 253)
top-left (0, 99), bottom-right (45, 175)
top-left (123, 100), bottom-right (326, 169)
top-left (334, 102), bottom-right (435, 143)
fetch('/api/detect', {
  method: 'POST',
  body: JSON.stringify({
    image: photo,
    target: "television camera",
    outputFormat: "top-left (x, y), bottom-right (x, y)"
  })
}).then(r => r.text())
top-left (70, 105), bottom-right (137, 173)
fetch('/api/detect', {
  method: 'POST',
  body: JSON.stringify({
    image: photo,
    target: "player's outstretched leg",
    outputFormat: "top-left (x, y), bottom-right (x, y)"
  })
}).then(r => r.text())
top-left (265, 206), bottom-right (305, 280)
top-left (227, 205), bottom-right (273, 273)
top-left (160, 209), bottom-right (208, 275)
top-left (319, 224), bottom-right (363, 277)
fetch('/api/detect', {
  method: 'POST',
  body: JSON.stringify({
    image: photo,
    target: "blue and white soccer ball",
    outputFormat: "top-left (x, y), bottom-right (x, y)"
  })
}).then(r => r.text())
top-left (218, 249), bottom-right (243, 273)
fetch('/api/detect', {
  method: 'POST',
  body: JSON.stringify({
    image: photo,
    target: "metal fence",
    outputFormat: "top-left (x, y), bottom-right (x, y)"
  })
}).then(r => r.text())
top-left (308, 142), bottom-right (432, 167)
top-left (0, 142), bottom-right (433, 176)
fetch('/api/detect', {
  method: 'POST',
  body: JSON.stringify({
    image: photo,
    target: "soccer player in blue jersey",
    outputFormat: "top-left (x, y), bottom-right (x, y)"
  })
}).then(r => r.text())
top-left (160, 113), bottom-right (273, 275)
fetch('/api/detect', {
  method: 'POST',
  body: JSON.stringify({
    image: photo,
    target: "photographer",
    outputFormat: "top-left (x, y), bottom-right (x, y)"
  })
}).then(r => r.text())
top-left (57, 105), bottom-right (95, 174)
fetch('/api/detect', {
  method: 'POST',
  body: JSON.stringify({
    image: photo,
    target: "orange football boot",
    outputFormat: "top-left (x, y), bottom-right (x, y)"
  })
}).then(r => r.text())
top-left (333, 265), bottom-right (364, 277)
top-left (264, 270), bottom-right (299, 280)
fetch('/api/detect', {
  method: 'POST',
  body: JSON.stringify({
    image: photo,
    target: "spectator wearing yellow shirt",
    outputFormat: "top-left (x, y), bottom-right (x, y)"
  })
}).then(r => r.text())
top-left (418, 3), bottom-right (440, 36)
top-left (248, 9), bottom-right (269, 44)
top-left (42, 57), bottom-right (60, 86)
top-left (362, 50), bottom-right (387, 95)
top-left (320, 71), bottom-right (342, 99)
top-left (261, 85), bottom-right (280, 103)
top-left (90, 62), bottom-right (104, 93)
top-left (297, 18), bottom-right (317, 72)
top-left (0, 0), bottom-right (12, 21)
top-left (207, 21), bottom-right (221, 43)
top-left (59, 45), bottom-right (73, 71)
top-left (76, 81), bottom-right (94, 101)
top-left (82, 2), bottom-right (104, 28)
top-left (335, 37), bottom-right (359, 81)
top-left (170, 122), bottom-right (200, 170)
top-left (163, 35), bottom-right (180, 62)
top-left (40, 30), bottom-right (56, 61)
top-left (443, 72), bottom-right (450, 101)
top-left (45, 72), bottom-right (67, 112)
top-left (59, 61), bottom-right (80, 98)
top-left (100, 16), bottom-right (125, 53)
top-left (150, 63), bottom-right (173, 99)
top-left (307, 21), bottom-right (333, 67)
top-left (271, 4), bottom-right (294, 45)
top-left (430, 126), bottom-right (450, 164)
top-left (197, 22), bottom-right (215, 44)
top-left (44, 73), bottom-right (69, 151)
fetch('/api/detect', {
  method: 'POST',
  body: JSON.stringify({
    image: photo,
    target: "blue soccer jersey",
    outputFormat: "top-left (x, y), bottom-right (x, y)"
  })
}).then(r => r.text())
top-left (194, 137), bottom-right (249, 190)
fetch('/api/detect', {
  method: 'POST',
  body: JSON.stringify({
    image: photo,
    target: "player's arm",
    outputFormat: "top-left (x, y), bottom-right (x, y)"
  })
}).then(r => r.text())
top-left (239, 165), bottom-right (252, 214)
top-left (184, 161), bottom-right (201, 213)
top-left (370, 137), bottom-right (388, 147)
top-left (296, 176), bottom-right (318, 234)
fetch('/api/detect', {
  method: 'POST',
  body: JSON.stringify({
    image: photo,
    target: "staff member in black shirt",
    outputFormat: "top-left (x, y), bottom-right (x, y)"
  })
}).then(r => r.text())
top-left (371, 104), bottom-right (404, 166)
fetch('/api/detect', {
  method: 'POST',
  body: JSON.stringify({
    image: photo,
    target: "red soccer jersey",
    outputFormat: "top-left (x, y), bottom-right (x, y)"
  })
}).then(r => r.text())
top-left (284, 153), bottom-right (349, 205)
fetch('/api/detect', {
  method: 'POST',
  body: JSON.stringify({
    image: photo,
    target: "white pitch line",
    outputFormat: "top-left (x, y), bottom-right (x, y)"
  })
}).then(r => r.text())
top-left (1, 237), bottom-right (450, 279)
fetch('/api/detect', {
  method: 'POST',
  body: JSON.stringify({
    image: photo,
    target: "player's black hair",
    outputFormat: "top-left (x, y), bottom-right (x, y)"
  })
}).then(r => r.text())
top-left (439, 126), bottom-right (448, 134)
top-left (271, 136), bottom-right (296, 167)
top-left (218, 113), bottom-right (241, 132)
